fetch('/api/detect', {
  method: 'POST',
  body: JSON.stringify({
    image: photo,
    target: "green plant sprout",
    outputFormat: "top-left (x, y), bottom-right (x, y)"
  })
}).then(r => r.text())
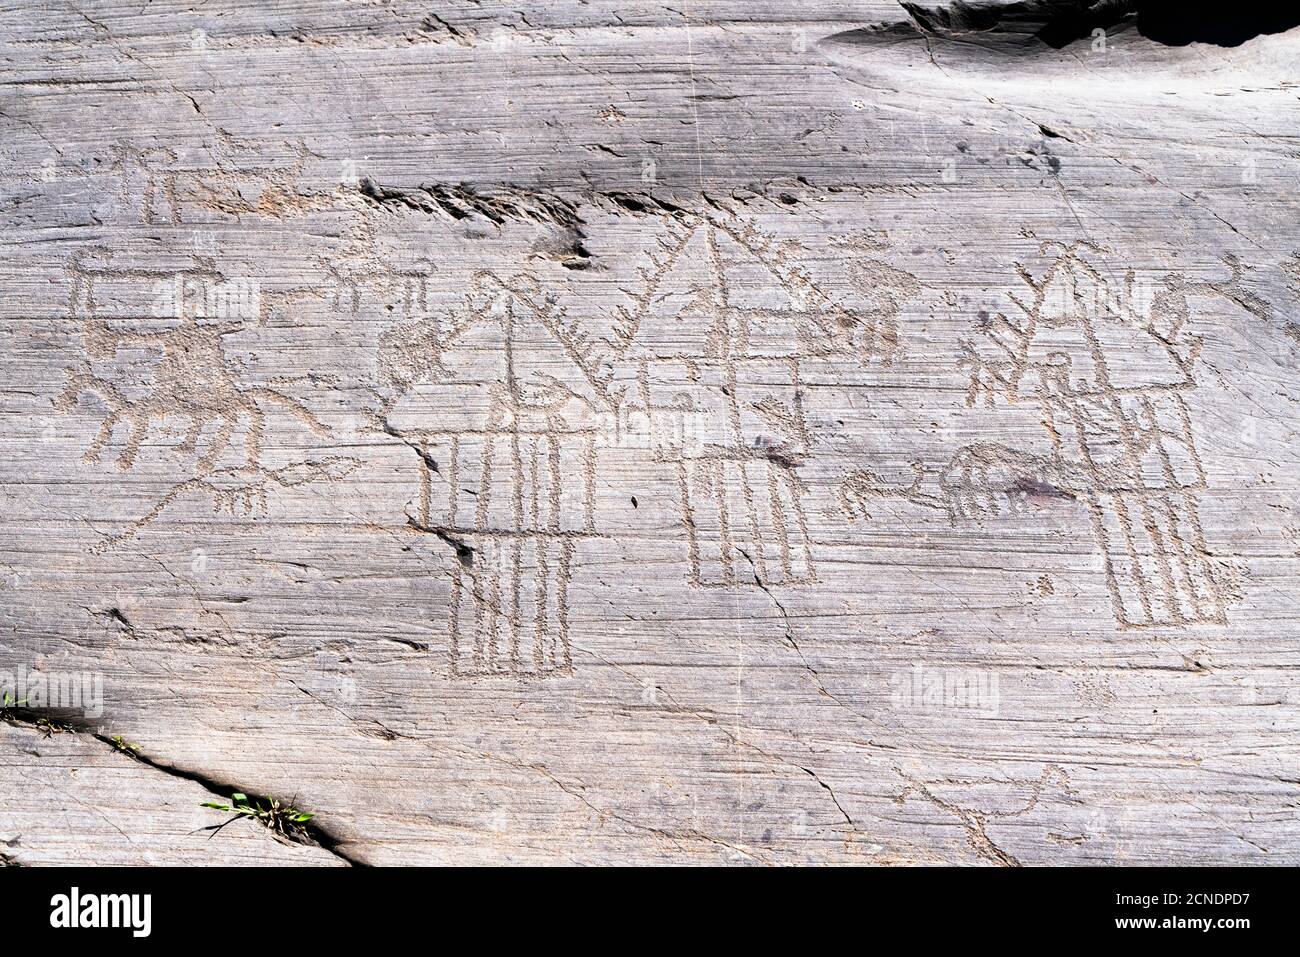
top-left (200, 793), bottom-right (316, 840)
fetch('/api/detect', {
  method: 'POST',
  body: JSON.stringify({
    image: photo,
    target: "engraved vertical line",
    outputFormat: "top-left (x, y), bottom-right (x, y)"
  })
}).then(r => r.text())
top-left (448, 434), bottom-right (460, 526)
top-left (715, 457), bottom-right (736, 585)
top-left (418, 435), bottom-right (431, 526)
top-left (557, 537), bottom-right (575, 672)
top-left (678, 458), bottom-right (702, 586)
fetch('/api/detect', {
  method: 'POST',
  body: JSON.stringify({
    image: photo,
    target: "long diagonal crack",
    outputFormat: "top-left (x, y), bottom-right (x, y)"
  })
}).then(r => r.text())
top-left (1, 709), bottom-right (365, 867)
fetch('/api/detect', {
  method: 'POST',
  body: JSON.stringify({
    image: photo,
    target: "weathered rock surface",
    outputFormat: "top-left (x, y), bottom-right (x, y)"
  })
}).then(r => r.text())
top-left (1, 0), bottom-right (1298, 864)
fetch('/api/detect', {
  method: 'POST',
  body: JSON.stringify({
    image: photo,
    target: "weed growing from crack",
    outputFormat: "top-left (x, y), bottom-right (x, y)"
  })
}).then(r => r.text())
top-left (108, 735), bottom-right (141, 757)
top-left (31, 717), bottom-right (72, 737)
top-left (1, 695), bottom-right (73, 737)
top-left (200, 793), bottom-right (316, 841)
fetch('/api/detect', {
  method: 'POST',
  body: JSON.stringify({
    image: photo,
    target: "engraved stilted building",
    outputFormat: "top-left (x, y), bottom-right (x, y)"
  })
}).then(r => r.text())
top-left (963, 242), bottom-right (1224, 627)
top-left (614, 215), bottom-right (917, 588)
top-left (386, 271), bottom-right (609, 675)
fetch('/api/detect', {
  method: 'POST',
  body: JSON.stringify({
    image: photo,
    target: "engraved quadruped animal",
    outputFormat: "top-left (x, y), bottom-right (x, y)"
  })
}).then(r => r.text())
top-left (55, 246), bottom-right (347, 549)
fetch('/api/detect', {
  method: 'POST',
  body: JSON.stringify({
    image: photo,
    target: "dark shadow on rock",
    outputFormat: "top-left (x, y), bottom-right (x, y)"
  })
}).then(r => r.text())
top-left (856, 1), bottom-right (1300, 52)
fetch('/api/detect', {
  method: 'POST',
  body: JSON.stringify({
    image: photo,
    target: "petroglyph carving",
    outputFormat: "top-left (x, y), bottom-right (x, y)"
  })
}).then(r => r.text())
top-left (649, 353), bottom-right (817, 589)
top-left (1205, 254), bottom-right (1274, 324)
top-left (383, 270), bottom-right (608, 677)
top-left (324, 255), bottom-right (438, 325)
top-left (957, 241), bottom-right (1224, 628)
top-left (616, 215), bottom-right (920, 588)
top-left (58, 248), bottom-right (327, 474)
top-left (56, 247), bottom-right (335, 545)
top-left (109, 132), bottom-right (329, 225)
top-left (373, 215), bottom-right (919, 670)
top-left (894, 765), bottom-right (1071, 867)
top-left (612, 217), bottom-right (916, 363)
top-left (839, 463), bottom-right (946, 521)
top-left (840, 446), bottom-right (1075, 525)
top-left (940, 444), bottom-right (1080, 522)
top-left (93, 457), bottom-right (362, 552)
top-left (108, 143), bottom-right (182, 225)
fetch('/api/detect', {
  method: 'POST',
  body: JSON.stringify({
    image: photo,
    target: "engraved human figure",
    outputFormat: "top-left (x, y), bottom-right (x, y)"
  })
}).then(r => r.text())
top-left (960, 241), bottom-right (1223, 627)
